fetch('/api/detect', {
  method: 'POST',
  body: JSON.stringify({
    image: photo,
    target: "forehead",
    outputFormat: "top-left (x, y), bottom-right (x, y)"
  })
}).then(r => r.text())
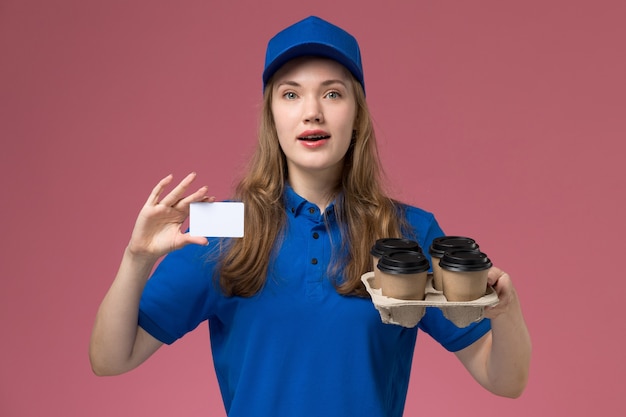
top-left (272, 56), bottom-right (352, 85)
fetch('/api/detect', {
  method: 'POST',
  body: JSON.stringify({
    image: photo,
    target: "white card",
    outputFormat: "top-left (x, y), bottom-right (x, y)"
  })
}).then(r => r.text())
top-left (189, 202), bottom-right (244, 237)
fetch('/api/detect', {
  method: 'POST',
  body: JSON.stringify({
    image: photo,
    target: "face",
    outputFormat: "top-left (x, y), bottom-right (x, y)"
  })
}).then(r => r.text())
top-left (271, 57), bottom-right (357, 182)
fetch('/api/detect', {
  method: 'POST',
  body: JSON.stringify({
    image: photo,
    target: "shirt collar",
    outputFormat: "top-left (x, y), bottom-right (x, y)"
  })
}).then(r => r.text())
top-left (284, 185), bottom-right (337, 221)
top-left (284, 185), bottom-right (308, 217)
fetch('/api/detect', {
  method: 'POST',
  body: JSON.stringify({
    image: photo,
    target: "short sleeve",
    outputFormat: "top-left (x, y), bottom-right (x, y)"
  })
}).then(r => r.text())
top-left (403, 205), bottom-right (492, 351)
top-left (418, 308), bottom-right (491, 352)
top-left (402, 205), bottom-right (444, 270)
top-left (138, 241), bottom-right (221, 344)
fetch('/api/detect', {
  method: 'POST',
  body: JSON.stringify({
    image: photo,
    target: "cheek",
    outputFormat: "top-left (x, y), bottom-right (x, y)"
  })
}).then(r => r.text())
top-left (272, 115), bottom-right (291, 152)
top-left (271, 105), bottom-right (298, 134)
top-left (339, 108), bottom-right (358, 136)
top-left (270, 108), bottom-right (286, 141)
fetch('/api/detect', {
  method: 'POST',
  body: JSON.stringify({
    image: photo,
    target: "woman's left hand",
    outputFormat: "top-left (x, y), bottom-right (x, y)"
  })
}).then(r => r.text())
top-left (483, 266), bottom-right (517, 319)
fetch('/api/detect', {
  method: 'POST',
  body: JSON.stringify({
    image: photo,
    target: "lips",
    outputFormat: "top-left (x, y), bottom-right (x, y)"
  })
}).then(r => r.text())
top-left (297, 130), bottom-right (330, 141)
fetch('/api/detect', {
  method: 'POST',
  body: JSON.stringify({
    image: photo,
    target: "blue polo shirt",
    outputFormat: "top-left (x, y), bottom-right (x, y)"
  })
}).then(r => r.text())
top-left (138, 187), bottom-right (491, 416)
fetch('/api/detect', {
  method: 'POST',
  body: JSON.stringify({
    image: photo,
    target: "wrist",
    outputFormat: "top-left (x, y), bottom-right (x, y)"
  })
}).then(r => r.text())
top-left (490, 294), bottom-right (525, 327)
top-left (124, 245), bottom-right (161, 268)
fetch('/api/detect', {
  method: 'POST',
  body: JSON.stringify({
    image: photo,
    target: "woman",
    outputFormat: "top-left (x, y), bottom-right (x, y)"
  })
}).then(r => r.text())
top-left (90, 16), bottom-right (531, 416)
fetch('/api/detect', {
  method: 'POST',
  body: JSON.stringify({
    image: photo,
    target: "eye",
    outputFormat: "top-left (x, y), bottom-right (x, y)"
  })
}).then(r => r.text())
top-left (283, 91), bottom-right (298, 100)
top-left (325, 91), bottom-right (341, 99)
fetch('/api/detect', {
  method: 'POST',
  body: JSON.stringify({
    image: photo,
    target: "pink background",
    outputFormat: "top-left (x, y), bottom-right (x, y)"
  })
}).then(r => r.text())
top-left (1, 0), bottom-right (625, 415)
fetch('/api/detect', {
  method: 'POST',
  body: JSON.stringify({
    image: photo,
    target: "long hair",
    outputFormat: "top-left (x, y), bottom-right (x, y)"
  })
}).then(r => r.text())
top-left (218, 75), bottom-right (407, 297)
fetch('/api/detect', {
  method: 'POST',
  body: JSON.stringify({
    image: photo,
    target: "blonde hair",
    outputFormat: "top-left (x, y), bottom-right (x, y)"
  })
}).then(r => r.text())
top-left (218, 76), bottom-right (407, 297)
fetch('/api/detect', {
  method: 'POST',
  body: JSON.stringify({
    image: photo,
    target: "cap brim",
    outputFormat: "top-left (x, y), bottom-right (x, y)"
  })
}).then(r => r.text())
top-left (262, 42), bottom-right (363, 89)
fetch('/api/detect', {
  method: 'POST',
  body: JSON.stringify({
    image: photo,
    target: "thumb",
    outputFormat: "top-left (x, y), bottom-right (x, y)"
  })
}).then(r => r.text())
top-left (184, 235), bottom-right (209, 247)
top-left (487, 266), bottom-right (506, 287)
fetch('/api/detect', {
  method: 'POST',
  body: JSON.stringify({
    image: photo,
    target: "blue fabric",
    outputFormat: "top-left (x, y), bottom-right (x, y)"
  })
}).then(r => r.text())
top-left (138, 187), bottom-right (491, 416)
top-left (263, 16), bottom-right (365, 92)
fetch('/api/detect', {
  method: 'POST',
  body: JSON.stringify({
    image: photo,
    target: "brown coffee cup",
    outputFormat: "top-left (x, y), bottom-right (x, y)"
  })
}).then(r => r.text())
top-left (370, 238), bottom-right (422, 289)
top-left (429, 236), bottom-right (479, 291)
top-left (440, 250), bottom-right (493, 301)
top-left (378, 250), bottom-right (430, 300)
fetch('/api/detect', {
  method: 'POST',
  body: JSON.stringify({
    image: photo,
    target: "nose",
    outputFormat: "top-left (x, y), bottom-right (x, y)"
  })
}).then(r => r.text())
top-left (303, 97), bottom-right (324, 123)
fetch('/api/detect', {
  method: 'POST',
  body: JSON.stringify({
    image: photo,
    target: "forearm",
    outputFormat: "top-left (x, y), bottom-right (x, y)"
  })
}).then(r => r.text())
top-left (485, 294), bottom-right (532, 397)
top-left (456, 280), bottom-right (531, 398)
top-left (89, 247), bottom-right (161, 375)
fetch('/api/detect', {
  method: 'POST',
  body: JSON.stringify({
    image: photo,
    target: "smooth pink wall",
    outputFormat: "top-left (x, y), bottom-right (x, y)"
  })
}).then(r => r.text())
top-left (1, 1), bottom-right (624, 415)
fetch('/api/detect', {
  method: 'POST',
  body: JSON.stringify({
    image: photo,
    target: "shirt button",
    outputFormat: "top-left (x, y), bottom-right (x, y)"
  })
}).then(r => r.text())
top-left (311, 258), bottom-right (318, 265)
top-left (291, 207), bottom-right (295, 213)
top-left (312, 232), bottom-right (319, 239)
top-left (308, 207), bottom-right (315, 214)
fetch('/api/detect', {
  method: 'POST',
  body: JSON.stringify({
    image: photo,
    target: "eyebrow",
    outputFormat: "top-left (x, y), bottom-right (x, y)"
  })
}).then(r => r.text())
top-left (275, 79), bottom-right (349, 89)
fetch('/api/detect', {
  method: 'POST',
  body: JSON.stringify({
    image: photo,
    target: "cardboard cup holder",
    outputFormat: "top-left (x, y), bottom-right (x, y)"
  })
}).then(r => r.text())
top-left (361, 271), bottom-right (499, 328)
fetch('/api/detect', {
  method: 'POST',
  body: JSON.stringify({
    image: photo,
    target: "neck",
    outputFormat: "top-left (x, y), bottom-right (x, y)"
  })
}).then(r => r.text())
top-left (287, 168), bottom-right (341, 211)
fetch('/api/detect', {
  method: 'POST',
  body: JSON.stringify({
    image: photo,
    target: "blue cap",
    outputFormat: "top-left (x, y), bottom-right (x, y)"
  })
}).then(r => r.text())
top-left (263, 16), bottom-right (364, 92)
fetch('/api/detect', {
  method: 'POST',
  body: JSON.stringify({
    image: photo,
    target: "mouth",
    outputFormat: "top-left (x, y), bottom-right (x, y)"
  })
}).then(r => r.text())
top-left (298, 134), bottom-right (330, 142)
top-left (297, 130), bottom-right (331, 142)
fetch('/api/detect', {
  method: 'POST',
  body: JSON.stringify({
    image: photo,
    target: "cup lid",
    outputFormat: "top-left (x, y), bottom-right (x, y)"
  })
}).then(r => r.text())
top-left (370, 238), bottom-right (422, 257)
top-left (439, 250), bottom-right (493, 272)
top-left (429, 236), bottom-right (479, 258)
top-left (377, 250), bottom-right (430, 274)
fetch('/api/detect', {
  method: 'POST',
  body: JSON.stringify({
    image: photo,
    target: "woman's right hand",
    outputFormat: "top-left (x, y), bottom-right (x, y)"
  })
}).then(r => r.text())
top-left (127, 172), bottom-right (212, 260)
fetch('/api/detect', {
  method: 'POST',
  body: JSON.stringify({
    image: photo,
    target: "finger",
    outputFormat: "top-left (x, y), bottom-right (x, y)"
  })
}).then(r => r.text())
top-left (159, 172), bottom-right (197, 207)
top-left (146, 174), bottom-right (174, 206)
top-left (185, 235), bottom-right (209, 247)
top-left (170, 234), bottom-right (209, 252)
top-left (483, 304), bottom-right (502, 319)
top-left (175, 186), bottom-right (210, 208)
top-left (487, 266), bottom-right (506, 286)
